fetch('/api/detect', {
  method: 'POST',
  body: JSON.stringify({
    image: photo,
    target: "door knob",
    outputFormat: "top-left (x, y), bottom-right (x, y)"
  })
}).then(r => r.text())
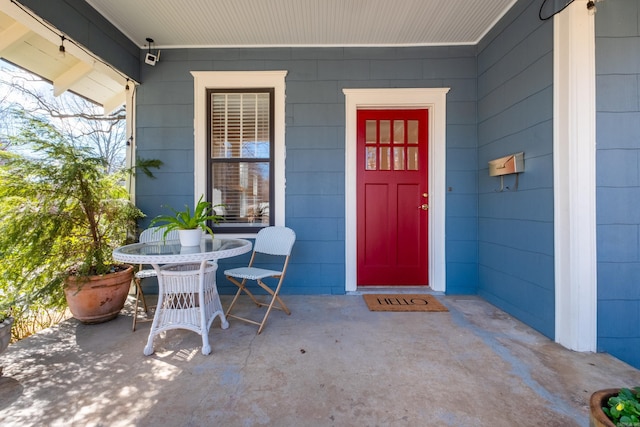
top-left (418, 204), bottom-right (429, 210)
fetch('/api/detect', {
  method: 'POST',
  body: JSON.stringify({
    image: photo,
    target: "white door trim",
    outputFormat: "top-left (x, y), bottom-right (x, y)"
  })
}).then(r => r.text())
top-left (343, 88), bottom-right (449, 292)
top-left (553, 1), bottom-right (597, 351)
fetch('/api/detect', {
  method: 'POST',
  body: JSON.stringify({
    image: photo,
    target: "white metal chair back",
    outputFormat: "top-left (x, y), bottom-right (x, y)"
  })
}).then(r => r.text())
top-left (139, 226), bottom-right (179, 243)
top-left (253, 226), bottom-right (296, 257)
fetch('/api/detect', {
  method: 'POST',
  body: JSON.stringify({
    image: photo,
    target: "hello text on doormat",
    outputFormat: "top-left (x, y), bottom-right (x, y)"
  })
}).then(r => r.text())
top-left (363, 294), bottom-right (449, 312)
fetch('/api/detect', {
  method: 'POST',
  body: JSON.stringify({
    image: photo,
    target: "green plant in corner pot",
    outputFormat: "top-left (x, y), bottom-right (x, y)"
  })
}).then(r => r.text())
top-left (151, 196), bottom-right (225, 239)
top-left (0, 116), bottom-right (147, 324)
top-left (603, 387), bottom-right (640, 427)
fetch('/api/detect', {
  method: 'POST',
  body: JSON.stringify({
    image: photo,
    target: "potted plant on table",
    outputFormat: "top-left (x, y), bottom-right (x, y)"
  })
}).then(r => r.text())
top-left (0, 117), bottom-right (145, 324)
top-left (151, 195), bottom-right (224, 246)
top-left (590, 387), bottom-right (640, 427)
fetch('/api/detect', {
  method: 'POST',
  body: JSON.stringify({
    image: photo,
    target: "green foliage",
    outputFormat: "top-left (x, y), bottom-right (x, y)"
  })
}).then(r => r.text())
top-left (150, 195), bottom-right (224, 239)
top-left (0, 117), bottom-right (144, 313)
top-left (134, 157), bottom-right (164, 179)
top-left (603, 387), bottom-right (640, 427)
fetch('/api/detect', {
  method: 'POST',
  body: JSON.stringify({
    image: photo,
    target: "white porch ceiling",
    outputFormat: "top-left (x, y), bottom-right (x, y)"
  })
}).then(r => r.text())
top-left (0, 0), bottom-right (516, 110)
top-left (86, 0), bottom-right (517, 48)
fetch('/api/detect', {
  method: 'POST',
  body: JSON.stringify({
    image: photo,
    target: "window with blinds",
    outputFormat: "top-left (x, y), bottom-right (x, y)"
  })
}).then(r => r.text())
top-left (207, 89), bottom-right (274, 232)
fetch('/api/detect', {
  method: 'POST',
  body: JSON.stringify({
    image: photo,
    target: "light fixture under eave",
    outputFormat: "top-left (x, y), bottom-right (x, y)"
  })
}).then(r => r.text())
top-left (58, 35), bottom-right (66, 59)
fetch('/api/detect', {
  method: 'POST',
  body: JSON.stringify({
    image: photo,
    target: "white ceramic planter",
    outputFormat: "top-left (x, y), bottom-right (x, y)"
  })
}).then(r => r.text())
top-left (178, 229), bottom-right (203, 246)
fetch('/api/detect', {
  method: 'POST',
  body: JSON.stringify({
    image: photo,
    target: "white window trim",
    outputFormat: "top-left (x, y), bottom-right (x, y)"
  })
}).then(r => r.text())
top-left (192, 71), bottom-right (287, 238)
top-left (343, 88), bottom-right (449, 293)
top-left (553, 2), bottom-right (597, 351)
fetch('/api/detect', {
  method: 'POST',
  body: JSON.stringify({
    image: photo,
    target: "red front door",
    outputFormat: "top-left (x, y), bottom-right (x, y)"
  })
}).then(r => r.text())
top-left (357, 109), bottom-right (429, 286)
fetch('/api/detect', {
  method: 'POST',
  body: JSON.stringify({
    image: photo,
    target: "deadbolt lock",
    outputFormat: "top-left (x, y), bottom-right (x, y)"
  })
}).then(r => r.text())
top-left (418, 204), bottom-right (429, 210)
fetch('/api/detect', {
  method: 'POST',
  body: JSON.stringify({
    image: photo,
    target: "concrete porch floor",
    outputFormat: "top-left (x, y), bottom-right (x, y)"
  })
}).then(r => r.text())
top-left (1, 294), bottom-right (639, 426)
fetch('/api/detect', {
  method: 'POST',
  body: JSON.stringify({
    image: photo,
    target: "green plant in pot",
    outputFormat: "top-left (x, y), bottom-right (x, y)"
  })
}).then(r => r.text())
top-left (0, 117), bottom-right (144, 324)
top-left (151, 196), bottom-right (224, 246)
top-left (590, 387), bottom-right (640, 427)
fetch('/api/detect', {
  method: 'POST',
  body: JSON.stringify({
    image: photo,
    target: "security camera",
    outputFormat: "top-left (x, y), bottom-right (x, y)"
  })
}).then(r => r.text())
top-left (144, 37), bottom-right (160, 66)
top-left (145, 52), bottom-right (157, 66)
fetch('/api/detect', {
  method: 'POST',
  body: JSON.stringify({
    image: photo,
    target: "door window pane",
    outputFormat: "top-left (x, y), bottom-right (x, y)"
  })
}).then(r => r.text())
top-left (393, 121), bottom-right (404, 144)
top-left (380, 120), bottom-right (390, 144)
top-left (408, 120), bottom-right (419, 144)
top-left (408, 146), bottom-right (419, 170)
top-left (366, 120), bottom-right (377, 144)
top-left (380, 147), bottom-right (391, 170)
top-left (394, 147), bottom-right (405, 170)
top-left (366, 146), bottom-right (377, 170)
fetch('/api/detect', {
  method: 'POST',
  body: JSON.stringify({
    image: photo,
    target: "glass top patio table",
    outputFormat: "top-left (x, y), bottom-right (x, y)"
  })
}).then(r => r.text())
top-left (112, 237), bottom-right (252, 265)
top-left (112, 237), bottom-right (252, 356)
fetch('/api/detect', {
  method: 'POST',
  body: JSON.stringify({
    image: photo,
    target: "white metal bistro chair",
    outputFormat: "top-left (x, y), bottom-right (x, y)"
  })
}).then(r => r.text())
top-left (224, 226), bottom-right (296, 334)
top-left (132, 226), bottom-right (179, 331)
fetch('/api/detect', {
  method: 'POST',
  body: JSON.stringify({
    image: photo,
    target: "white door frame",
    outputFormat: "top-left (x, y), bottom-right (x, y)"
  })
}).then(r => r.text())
top-left (343, 88), bottom-right (449, 293)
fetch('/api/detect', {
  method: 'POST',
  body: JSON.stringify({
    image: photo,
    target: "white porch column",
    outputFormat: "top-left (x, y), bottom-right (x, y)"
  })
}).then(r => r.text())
top-left (125, 82), bottom-right (137, 203)
top-left (553, 0), bottom-right (597, 351)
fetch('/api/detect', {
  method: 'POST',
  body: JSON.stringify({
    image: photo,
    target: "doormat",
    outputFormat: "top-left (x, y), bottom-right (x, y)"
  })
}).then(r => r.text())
top-left (363, 294), bottom-right (448, 312)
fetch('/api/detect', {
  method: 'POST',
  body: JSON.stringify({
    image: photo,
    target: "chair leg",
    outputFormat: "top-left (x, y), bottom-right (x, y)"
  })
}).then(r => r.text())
top-left (226, 276), bottom-right (262, 311)
top-left (224, 278), bottom-right (246, 317)
top-left (255, 278), bottom-right (290, 314)
top-left (139, 282), bottom-right (148, 313)
top-left (256, 278), bottom-right (290, 334)
top-left (226, 275), bottom-right (290, 334)
top-left (132, 278), bottom-right (148, 332)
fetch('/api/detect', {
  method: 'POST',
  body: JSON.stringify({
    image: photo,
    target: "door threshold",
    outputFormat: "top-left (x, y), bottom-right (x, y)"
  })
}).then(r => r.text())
top-left (349, 286), bottom-right (441, 295)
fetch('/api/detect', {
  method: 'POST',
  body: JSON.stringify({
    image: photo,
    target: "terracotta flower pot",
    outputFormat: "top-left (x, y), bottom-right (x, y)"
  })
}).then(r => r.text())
top-left (590, 388), bottom-right (619, 427)
top-left (64, 265), bottom-right (134, 324)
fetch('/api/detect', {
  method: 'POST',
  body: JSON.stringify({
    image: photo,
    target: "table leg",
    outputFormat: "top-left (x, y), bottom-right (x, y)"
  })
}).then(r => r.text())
top-left (198, 260), bottom-right (212, 355)
top-left (209, 260), bottom-right (229, 330)
top-left (142, 260), bottom-right (230, 356)
top-left (198, 260), bottom-right (230, 354)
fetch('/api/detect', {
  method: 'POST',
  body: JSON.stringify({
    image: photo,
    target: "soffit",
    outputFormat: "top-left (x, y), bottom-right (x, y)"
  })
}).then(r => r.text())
top-left (0, 0), bottom-right (517, 110)
top-left (0, 5), bottom-right (128, 112)
top-left (85, 0), bottom-right (516, 48)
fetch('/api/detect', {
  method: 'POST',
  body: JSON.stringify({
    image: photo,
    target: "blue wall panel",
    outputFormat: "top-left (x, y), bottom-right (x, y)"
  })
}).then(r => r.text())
top-left (595, 0), bottom-right (640, 369)
top-left (135, 45), bottom-right (478, 295)
top-left (475, 0), bottom-right (555, 338)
